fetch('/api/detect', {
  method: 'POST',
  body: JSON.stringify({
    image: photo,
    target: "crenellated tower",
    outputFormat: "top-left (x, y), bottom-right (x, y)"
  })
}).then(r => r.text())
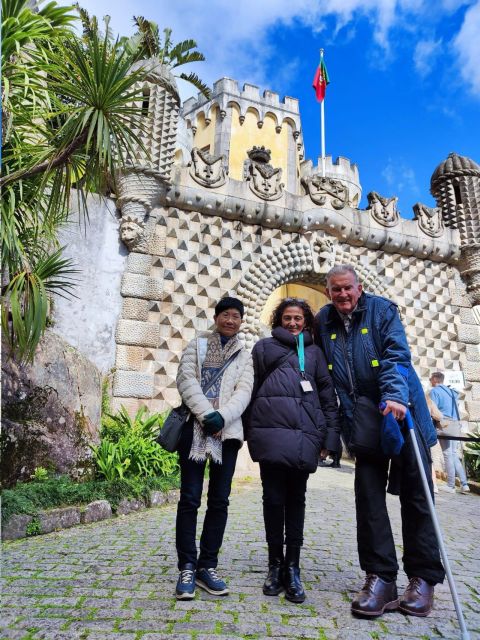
top-left (182, 77), bottom-right (304, 194)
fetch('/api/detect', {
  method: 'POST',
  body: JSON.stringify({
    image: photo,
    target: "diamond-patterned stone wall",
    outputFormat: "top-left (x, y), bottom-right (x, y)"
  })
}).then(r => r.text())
top-left (112, 206), bottom-right (479, 429)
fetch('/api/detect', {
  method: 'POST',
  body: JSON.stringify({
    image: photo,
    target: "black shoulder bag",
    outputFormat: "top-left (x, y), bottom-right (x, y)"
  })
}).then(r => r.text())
top-left (339, 332), bottom-right (383, 458)
top-left (157, 349), bottom-right (241, 452)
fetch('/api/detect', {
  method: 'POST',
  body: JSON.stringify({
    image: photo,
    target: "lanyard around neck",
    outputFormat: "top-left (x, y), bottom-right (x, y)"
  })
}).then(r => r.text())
top-left (296, 333), bottom-right (305, 374)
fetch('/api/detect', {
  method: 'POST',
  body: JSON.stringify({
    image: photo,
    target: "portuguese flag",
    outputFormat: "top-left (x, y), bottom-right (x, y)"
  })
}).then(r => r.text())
top-left (312, 58), bottom-right (330, 102)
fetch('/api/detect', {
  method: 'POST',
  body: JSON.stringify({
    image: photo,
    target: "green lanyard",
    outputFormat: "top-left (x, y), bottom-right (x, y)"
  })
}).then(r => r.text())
top-left (296, 333), bottom-right (305, 376)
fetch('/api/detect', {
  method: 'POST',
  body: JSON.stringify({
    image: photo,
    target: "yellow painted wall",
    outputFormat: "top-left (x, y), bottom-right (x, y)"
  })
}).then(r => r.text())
top-left (193, 107), bottom-right (217, 153)
top-left (229, 107), bottom-right (291, 182)
top-left (260, 283), bottom-right (330, 326)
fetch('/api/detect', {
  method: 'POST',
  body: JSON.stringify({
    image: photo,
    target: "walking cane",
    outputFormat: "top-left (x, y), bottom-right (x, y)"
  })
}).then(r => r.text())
top-left (403, 408), bottom-right (470, 640)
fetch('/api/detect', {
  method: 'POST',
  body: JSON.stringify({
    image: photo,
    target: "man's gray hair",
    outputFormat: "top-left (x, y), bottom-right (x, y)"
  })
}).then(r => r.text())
top-left (430, 371), bottom-right (445, 383)
top-left (326, 264), bottom-right (359, 286)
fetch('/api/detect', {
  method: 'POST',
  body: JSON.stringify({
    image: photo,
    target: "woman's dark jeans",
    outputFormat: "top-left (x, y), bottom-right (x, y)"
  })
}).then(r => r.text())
top-left (259, 462), bottom-right (310, 547)
top-left (176, 421), bottom-right (240, 569)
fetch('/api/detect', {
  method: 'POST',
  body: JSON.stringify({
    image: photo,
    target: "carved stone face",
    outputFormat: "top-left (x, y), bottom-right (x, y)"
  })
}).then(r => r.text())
top-left (120, 221), bottom-right (142, 247)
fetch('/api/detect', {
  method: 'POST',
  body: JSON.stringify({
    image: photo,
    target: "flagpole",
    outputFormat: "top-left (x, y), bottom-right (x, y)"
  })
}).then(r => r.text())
top-left (320, 48), bottom-right (326, 177)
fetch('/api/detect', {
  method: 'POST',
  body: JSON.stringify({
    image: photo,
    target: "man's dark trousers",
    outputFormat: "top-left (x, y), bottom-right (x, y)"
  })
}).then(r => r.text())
top-left (355, 432), bottom-right (445, 584)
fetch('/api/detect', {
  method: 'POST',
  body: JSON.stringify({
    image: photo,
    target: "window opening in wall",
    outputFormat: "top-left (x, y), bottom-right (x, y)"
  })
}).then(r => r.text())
top-left (142, 88), bottom-right (150, 117)
top-left (453, 184), bottom-right (462, 205)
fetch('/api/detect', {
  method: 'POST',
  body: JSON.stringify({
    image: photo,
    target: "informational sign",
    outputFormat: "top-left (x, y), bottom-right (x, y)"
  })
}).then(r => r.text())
top-left (444, 370), bottom-right (465, 391)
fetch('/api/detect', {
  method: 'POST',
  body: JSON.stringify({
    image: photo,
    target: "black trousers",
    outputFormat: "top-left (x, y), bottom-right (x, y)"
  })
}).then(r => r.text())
top-left (355, 433), bottom-right (445, 584)
top-left (259, 463), bottom-right (310, 547)
top-left (176, 422), bottom-right (239, 569)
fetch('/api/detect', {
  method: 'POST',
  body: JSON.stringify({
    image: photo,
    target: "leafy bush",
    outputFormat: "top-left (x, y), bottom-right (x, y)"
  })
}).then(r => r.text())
top-left (1, 475), bottom-right (179, 525)
top-left (30, 466), bottom-right (49, 482)
top-left (464, 431), bottom-right (480, 482)
top-left (92, 406), bottom-right (178, 481)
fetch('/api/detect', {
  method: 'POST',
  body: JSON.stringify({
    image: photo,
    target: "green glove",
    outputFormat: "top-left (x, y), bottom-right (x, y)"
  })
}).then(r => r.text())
top-left (203, 411), bottom-right (225, 435)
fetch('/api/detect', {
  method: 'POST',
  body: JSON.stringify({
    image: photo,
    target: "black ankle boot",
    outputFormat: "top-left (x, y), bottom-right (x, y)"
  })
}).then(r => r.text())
top-left (283, 545), bottom-right (305, 603)
top-left (263, 544), bottom-right (284, 596)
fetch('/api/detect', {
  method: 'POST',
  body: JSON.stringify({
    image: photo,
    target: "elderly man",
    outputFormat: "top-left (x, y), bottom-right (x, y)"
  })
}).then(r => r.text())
top-left (314, 265), bottom-right (445, 618)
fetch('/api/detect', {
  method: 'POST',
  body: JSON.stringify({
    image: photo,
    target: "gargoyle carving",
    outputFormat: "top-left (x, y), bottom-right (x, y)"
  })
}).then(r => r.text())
top-left (119, 215), bottom-right (146, 251)
top-left (189, 147), bottom-right (227, 188)
top-left (412, 203), bottom-right (444, 238)
top-left (367, 191), bottom-right (399, 227)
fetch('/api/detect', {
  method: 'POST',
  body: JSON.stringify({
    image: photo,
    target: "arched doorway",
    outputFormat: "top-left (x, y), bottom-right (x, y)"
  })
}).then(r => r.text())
top-left (259, 283), bottom-right (330, 327)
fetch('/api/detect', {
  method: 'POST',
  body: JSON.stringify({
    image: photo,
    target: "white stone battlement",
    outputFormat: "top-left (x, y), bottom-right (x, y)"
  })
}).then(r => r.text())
top-left (302, 155), bottom-right (359, 181)
top-left (182, 76), bottom-right (300, 120)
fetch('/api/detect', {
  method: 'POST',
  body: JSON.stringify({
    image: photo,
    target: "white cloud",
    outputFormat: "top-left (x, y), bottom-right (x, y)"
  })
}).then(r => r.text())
top-left (453, 0), bottom-right (480, 96)
top-left (77, 0), bottom-right (480, 98)
top-left (414, 38), bottom-right (443, 76)
top-left (382, 159), bottom-right (419, 195)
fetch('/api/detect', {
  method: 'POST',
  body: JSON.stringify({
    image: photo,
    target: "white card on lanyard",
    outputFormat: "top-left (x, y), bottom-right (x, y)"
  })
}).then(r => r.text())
top-left (300, 379), bottom-right (313, 392)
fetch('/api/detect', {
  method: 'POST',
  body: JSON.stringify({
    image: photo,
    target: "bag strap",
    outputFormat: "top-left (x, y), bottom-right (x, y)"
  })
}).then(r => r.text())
top-left (201, 349), bottom-right (241, 395)
top-left (445, 386), bottom-right (460, 419)
top-left (257, 349), bottom-right (295, 391)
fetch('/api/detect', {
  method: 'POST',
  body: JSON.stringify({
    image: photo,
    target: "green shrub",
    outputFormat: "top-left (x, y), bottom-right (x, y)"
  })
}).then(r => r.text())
top-left (92, 405), bottom-right (178, 481)
top-left (30, 466), bottom-right (50, 482)
top-left (26, 518), bottom-right (41, 536)
top-left (464, 431), bottom-right (480, 482)
top-left (1, 475), bottom-right (179, 525)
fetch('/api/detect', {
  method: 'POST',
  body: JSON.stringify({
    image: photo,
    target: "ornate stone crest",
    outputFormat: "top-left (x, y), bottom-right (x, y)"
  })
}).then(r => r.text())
top-left (311, 236), bottom-right (338, 273)
top-left (302, 175), bottom-right (348, 209)
top-left (119, 215), bottom-right (146, 251)
top-left (412, 203), bottom-right (444, 238)
top-left (367, 191), bottom-right (399, 227)
top-left (244, 146), bottom-right (284, 201)
top-left (189, 147), bottom-right (227, 188)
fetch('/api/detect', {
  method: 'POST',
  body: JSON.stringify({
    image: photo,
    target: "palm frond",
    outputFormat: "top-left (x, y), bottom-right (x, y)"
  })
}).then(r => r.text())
top-left (132, 15), bottom-right (160, 58)
top-left (1, 247), bottom-right (78, 362)
top-left (179, 72), bottom-right (211, 99)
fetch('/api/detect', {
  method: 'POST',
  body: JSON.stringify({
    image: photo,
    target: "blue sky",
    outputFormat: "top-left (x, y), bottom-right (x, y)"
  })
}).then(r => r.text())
top-left (80, 0), bottom-right (480, 217)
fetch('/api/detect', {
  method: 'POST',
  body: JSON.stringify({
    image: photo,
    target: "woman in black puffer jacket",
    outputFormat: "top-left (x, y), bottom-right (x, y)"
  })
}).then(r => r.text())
top-left (245, 297), bottom-right (341, 603)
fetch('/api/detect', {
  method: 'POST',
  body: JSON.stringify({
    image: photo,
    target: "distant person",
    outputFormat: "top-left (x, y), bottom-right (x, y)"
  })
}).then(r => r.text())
top-left (315, 265), bottom-right (445, 618)
top-left (174, 297), bottom-right (253, 600)
top-left (429, 372), bottom-right (469, 494)
top-left (425, 394), bottom-right (444, 494)
top-left (245, 297), bottom-right (341, 603)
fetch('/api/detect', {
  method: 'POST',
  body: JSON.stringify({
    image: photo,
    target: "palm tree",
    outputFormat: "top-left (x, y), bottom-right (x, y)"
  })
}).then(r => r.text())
top-left (1, 0), bottom-right (150, 361)
top-left (129, 18), bottom-right (211, 99)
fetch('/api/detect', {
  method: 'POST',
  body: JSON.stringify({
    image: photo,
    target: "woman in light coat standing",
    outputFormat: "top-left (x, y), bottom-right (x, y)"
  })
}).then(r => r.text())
top-left (174, 297), bottom-right (253, 600)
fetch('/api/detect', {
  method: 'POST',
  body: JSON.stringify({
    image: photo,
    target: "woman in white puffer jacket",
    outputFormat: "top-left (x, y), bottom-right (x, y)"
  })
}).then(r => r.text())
top-left (174, 296), bottom-right (253, 601)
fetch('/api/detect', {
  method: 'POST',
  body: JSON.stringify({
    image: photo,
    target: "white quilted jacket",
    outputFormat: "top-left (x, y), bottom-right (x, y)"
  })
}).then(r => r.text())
top-left (176, 335), bottom-right (254, 443)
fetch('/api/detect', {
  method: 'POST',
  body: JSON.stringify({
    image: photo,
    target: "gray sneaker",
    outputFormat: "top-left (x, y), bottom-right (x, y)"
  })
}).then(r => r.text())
top-left (461, 484), bottom-right (470, 494)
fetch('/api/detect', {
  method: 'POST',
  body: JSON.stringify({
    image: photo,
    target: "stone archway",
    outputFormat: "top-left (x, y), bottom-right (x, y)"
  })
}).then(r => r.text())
top-left (235, 234), bottom-right (389, 349)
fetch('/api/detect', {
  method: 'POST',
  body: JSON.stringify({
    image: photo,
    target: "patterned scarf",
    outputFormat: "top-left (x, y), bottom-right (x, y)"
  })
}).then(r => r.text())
top-left (189, 330), bottom-right (241, 464)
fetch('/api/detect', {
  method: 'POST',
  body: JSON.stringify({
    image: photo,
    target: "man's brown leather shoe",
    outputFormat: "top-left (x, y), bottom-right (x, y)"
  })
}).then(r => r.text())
top-left (399, 577), bottom-right (434, 617)
top-left (351, 574), bottom-right (399, 617)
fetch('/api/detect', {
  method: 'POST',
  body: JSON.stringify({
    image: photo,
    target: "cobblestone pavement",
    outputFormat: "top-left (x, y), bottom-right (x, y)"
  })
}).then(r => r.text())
top-left (2, 463), bottom-right (479, 640)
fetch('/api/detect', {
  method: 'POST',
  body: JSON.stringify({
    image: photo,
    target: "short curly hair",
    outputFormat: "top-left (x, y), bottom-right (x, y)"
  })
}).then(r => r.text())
top-left (270, 297), bottom-right (315, 332)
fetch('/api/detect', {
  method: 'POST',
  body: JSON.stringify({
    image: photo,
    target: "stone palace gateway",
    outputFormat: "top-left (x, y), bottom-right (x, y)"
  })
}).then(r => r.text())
top-left (55, 62), bottom-right (480, 471)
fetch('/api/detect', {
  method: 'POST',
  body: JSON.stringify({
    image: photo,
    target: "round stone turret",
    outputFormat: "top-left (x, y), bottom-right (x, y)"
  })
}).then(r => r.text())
top-left (431, 152), bottom-right (480, 192)
top-left (430, 152), bottom-right (480, 305)
top-left (127, 59), bottom-right (180, 177)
